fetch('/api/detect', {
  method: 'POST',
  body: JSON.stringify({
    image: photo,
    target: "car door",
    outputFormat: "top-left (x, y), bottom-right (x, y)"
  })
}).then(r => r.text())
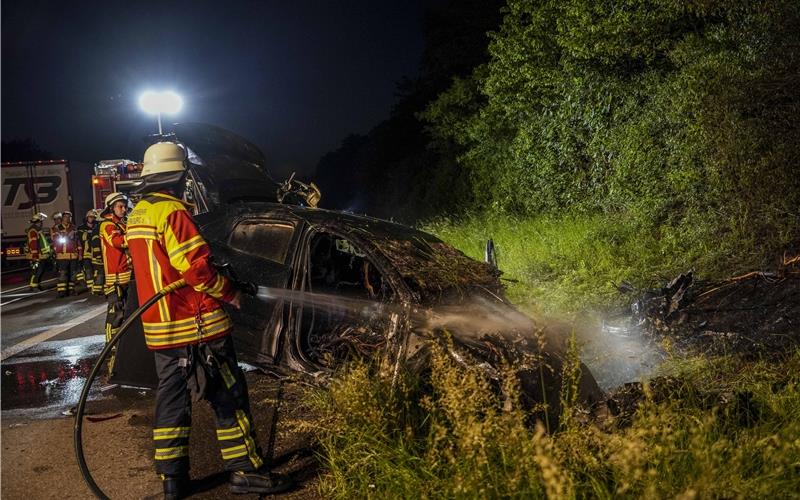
top-left (214, 217), bottom-right (299, 364)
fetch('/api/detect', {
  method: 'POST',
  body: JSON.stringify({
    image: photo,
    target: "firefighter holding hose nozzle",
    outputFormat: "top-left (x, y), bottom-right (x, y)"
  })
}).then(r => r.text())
top-left (127, 141), bottom-right (292, 499)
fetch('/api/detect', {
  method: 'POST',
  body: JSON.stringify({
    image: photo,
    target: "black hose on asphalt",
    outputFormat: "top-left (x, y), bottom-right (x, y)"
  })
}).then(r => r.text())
top-left (74, 279), bottom-right (187, 500)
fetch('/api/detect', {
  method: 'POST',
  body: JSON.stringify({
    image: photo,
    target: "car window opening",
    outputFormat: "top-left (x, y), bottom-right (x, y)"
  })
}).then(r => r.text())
top-left (228, 221), bottom-right (294, 264)
top-left (300, 232), bottom-right (394, 368)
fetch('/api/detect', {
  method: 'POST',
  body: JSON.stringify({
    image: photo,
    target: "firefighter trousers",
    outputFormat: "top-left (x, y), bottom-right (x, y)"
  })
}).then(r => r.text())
top-left (56, 259), bottom-right (78, 296)
top-left (28, 259), bottom-right (47, 289)
top-left (75, 259), bottom-right (94, 290)
top-left (105, 283), bottom-right (128, 373)
top-left (152, 334), bottom-right (265, 476)
top-left (92, 262), bottom-right (105, 295)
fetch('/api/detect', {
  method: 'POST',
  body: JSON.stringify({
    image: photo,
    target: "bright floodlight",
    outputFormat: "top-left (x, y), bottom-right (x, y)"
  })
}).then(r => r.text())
top-left (139, 90), bottom-right (183, 115)
top-left (139, 90), bottom-right (183, 134)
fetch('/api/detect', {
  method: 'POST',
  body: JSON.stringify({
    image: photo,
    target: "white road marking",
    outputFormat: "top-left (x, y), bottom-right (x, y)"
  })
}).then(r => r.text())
top-left (0, 304), bottom-right (106, 361)
top-left (2, 278), bottom-right (58, 294)
top-left (0, 289), bottom-right (54, 306)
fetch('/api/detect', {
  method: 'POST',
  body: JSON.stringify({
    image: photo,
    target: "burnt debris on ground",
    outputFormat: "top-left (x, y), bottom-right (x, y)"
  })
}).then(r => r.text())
top-left (603, 257), bottom-right (800, 423)
top-left (629, 261), bottom-right (800, 359)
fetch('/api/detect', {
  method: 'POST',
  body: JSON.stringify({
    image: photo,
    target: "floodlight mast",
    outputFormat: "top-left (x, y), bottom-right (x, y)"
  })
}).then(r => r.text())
top-left (139, 91), bottom-right (183, 135)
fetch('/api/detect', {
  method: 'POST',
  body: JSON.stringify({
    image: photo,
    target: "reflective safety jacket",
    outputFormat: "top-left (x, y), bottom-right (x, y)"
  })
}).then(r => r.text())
top-left (127, 192), bottom-right (237, 350)
top-left (53, 222), bottom-right (79, 260)
top-left (100, 213), bottom-right (131, 291)
top-left (90, 224), bottom-right (103, 265)
top-left (25, 226), bottom-right (50, 261)
top-left (77, 223), bottom-right (94, 260)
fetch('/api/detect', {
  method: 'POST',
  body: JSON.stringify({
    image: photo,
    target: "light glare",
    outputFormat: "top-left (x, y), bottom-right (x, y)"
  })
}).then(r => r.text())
top-left (139, 90), bottom-right (183, 115)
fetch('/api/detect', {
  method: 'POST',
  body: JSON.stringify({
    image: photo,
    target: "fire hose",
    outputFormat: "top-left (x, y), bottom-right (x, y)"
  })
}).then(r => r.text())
top-left (74, 278), bottom-right (187, 500)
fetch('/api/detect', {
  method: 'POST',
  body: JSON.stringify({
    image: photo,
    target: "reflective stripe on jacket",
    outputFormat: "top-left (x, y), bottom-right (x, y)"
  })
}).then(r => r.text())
top-left (25, 226), bottom-right (50, 260)
top-left (53, 223), bottom-right (79, 259)
top-left (90, 224), bottom-right (103, 265)
top-left (126, 192), bottom-right (236, 350)
top-left (77, 223), bottom-right (94, 259)
top-left (100, 214), bottom-right (131, 289)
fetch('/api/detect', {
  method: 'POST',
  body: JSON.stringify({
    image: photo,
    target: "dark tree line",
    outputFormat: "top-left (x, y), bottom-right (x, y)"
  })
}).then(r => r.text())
top-left (314, 0), bottom-right (506, 222)
top-left (316, 0), bottom-right (800, 264)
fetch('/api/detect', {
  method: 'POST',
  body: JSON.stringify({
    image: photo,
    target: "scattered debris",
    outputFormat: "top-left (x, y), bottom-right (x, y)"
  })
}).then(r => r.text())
top-left (631, 265), bottom-right (800, 358)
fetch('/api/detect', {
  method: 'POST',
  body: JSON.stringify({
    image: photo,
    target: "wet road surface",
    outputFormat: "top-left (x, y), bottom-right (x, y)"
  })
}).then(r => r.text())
top-left (1, 275), bottom-right (111, 419)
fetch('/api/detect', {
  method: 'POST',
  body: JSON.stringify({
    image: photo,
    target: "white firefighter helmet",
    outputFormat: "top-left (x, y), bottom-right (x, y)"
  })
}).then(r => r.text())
top-left (102, 192), bottom-right (131, 216)
top-left (30, 212), bottom-right (47, 223)
top-left (52, 212), bottom-right (62, 220)
top-left (105, 192), bottom-right (128, 208)
top-left (62, 211), bottom-right (73, 218)
top-left (135, 142), bottom-right (187, 193)
top-left (86, 209), bottom-right (97, 219)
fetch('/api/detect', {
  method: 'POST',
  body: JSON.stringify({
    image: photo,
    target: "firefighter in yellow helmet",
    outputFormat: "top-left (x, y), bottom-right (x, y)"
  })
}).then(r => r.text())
top-left (127, 142), bottom-right (291, 498)
top-left (25, 213), bottom-right (51, 290)
top-left (100, 193), bottom-right (132, 373)
top-left (76, 209), bottom-right (98, 291)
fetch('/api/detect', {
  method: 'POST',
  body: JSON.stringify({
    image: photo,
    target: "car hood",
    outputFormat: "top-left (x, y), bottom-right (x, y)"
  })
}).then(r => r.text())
top-left (172, 122), bottom-right (277, 206)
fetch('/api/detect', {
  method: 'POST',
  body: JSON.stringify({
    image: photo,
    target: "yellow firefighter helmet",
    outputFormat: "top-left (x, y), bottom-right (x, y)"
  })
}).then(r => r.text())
top-left (136, 142), bottom-right (187, 193)
top-left (30, 212), bottom-right (47, 223)
top-left (142, 142), bottom-right (186, 176)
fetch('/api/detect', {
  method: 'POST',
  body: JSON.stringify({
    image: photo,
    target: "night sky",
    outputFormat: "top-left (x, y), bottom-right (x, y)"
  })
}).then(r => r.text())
top-left (2, 0), bottom-right (429, 178)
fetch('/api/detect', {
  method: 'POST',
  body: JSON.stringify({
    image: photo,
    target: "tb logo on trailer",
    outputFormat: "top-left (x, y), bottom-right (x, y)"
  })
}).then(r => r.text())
top-left (3, 176), bottom-right (62, 209)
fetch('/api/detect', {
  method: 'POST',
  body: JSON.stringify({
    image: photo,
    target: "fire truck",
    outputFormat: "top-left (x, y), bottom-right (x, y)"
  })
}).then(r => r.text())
top-left (91, 159), bottom-right (142, 209)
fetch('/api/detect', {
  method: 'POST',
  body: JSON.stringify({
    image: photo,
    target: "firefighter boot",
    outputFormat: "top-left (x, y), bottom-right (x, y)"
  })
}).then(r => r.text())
top-left (229, 469), bottom-right (293, 495)
top-left (161, 474), bottom-right (190, 500)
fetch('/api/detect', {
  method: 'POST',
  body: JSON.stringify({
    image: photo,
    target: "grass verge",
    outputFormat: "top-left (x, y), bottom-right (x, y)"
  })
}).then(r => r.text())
top-left (307, 347), bottom-right (800, 499)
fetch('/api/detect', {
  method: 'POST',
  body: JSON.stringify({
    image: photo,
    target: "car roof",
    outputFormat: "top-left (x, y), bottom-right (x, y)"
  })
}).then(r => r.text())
top-left (233, 202), bottom-right (441, 243)
top-left (230, 202), bottom-right (502, 304)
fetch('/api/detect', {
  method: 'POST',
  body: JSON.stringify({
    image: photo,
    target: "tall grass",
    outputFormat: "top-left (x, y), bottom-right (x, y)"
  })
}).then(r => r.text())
top-left (423, 212), bottom-right (786, 315)
top-left (308, 347), bottom-right (800, 498)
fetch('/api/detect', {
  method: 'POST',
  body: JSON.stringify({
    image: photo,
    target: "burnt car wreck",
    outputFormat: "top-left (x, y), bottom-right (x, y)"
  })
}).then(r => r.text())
top-left (112, 123), bottom-right (604, 427)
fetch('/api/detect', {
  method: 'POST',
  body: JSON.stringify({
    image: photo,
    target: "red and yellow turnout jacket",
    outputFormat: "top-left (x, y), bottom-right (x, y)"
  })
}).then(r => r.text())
top-left (99, 213), bottom-right (132, 291)
top-left (52, 222), bottom-right (79, 260)
top-left (126, 192), bottom-right (237, 350)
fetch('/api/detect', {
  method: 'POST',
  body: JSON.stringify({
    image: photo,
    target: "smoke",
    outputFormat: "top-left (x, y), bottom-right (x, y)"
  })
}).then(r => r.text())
top-left (573, 315), bottom-right (666, 391)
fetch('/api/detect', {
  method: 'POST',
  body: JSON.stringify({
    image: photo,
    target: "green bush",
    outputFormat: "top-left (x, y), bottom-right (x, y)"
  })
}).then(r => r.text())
top-left (422, 0), bottom-right (800, 267)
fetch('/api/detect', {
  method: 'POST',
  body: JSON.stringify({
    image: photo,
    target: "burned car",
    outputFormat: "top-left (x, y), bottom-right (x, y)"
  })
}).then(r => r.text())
top-left (113, 123), bottom-right (603, 427)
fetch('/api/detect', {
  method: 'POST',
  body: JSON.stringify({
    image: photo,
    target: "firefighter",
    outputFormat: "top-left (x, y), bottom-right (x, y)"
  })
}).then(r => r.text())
top-left (127, 142), bottom-right (291, 499)
top-left (99, 193), bottom-right (132, 373)
top-left (25, 213), bottom-right (50, 290)
top-left (76, 210), bottom-right (98, 291)
top-left (90, 209), bottom-right (105, 295)
top-left (53, 210), bottom-right (79, 297)
top-left (50, 212), bottom-right (62, 242)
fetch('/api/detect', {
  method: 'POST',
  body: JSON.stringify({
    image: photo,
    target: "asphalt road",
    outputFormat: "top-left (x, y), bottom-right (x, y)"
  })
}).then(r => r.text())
top-left (1, 275), bottom-right (108, 419)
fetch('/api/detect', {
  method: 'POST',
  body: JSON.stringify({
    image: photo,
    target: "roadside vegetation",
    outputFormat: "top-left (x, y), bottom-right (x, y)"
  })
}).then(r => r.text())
top-left (309, 0), bottom-right (799, 497)
top-left (424, 212), bottom-right (797, 316)
top-left (308, 345), bottom-right (800, 498)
